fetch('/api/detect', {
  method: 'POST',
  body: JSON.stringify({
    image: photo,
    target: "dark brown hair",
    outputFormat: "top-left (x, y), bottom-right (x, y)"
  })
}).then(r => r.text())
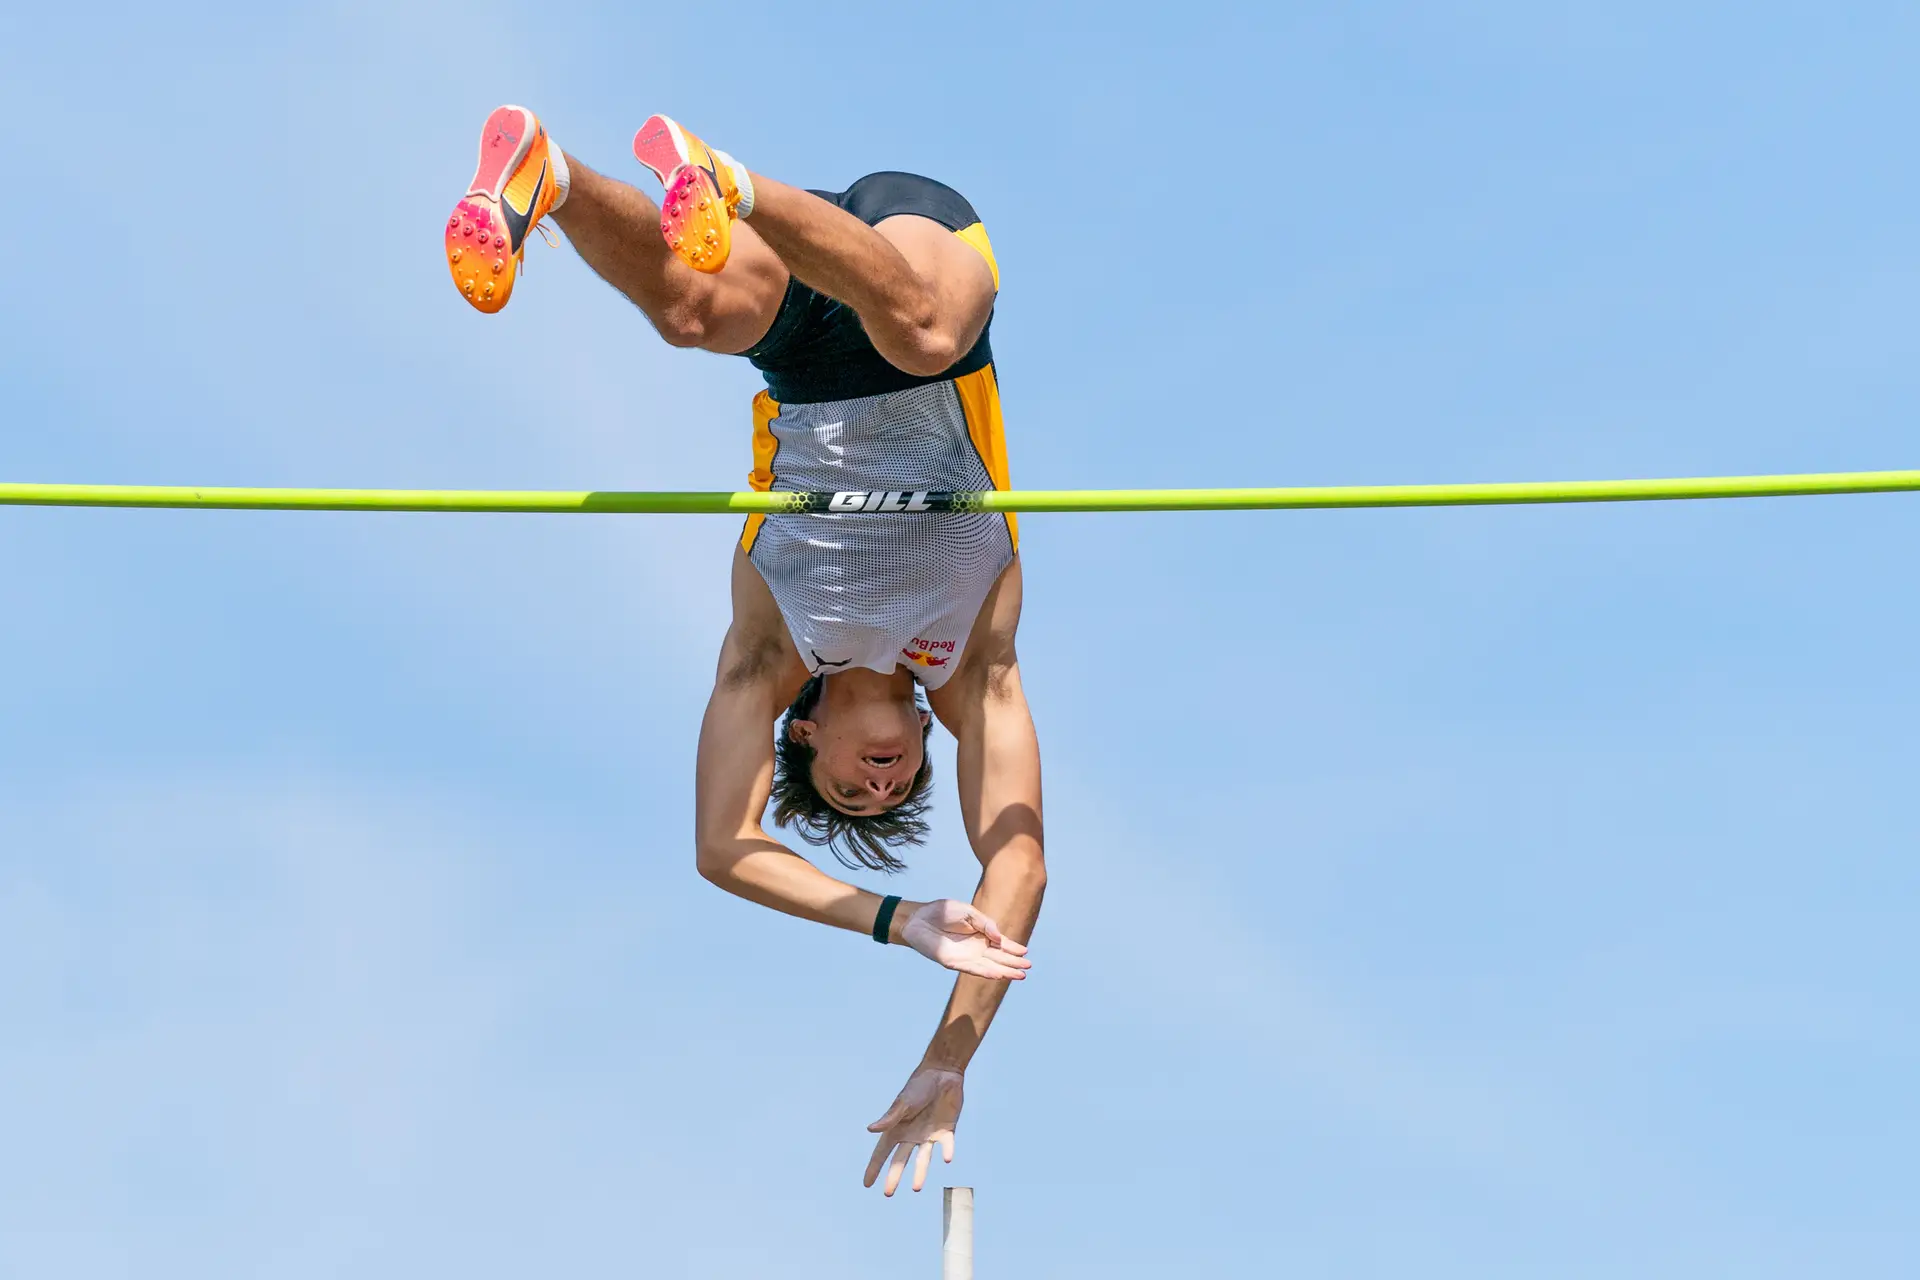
top-left (770, 676), bottom-right (935, 873)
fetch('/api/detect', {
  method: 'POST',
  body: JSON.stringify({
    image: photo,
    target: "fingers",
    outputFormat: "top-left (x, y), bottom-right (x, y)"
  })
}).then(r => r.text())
top-left (956, 955), bottom-right (1030, 981)
top-left (867, 1098), bottom-right (909, 1133)
top-left (962, 908), bottom-right (1033, 957)
top-left (864, 1131), bottom-right (894, 1188)
top-left (864, 1108), bottom-right (959, 1193)
top-left (883, 1138), bottom-right (913, 1197)
top-left (964, 908), bottom-right (1008, 948)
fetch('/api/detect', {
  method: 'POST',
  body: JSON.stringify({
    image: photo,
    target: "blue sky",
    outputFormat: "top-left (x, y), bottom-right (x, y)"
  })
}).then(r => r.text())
top-left (3, 1), bottom-right (1917, 1275)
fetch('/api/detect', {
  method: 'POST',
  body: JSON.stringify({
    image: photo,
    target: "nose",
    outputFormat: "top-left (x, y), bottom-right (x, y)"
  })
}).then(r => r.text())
top-left (865, 776), bottom-right (891, 797)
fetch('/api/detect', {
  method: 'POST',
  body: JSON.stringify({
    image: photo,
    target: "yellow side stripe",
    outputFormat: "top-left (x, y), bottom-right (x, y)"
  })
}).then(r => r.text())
top-left (954, 222), bottom-right (1000, 291)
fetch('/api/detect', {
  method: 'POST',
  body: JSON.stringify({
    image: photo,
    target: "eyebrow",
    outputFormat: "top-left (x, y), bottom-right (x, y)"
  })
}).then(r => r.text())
top-left (827, 792), bottom-right (907, 817)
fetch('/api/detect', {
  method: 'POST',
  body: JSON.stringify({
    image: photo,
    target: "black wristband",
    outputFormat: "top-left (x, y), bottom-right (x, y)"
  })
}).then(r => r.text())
top-left (872, 895), bottom-right (903, 944)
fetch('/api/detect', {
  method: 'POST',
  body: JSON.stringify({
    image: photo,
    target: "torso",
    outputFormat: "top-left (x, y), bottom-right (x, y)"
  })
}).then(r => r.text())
top-left (744, 378), bottom-right (1015, 691)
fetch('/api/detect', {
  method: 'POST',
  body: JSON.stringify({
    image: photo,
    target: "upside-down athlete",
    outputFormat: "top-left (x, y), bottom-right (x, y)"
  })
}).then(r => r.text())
top-left (445, 107), bottom-right (1045, 1197)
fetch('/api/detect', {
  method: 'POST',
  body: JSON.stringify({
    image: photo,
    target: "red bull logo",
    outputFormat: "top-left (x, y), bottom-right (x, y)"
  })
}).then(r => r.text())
top-left (901, 637), bottom-right (957, 669)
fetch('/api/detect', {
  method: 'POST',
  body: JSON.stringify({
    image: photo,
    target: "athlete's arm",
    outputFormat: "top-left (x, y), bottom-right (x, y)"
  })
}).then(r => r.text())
top-left (920, 557), bottom-right (1047, 1069)
top-left (696, 549), bottom-right (1030, 980)
top-left (863, 559), bottom-right (1046, 1195)
top-left (695, 549), bottom-right (902, 934)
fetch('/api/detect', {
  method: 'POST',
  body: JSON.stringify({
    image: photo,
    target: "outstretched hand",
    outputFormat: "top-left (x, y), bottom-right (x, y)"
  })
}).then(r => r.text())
top-left (864, 1064), bottom-right (965, 1196)
top-left (899, 899), bottom-right (1031, 980)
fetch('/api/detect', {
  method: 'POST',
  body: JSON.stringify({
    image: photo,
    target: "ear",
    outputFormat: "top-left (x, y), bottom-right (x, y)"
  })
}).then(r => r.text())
top-left (918, 708), bottom-right (932, 728)
top-left (788, 718), bottom-right (818, 745)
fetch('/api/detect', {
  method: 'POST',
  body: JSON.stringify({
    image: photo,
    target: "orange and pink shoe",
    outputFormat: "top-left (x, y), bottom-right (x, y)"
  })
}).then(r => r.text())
top-left (446, 105), bottom-right (565, 313)
top-left (631, 114), bottom-right (754, 274)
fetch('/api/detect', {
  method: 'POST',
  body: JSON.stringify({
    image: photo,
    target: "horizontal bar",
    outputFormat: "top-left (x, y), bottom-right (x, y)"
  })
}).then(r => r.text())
top-left (0, 485), bottom-right (773, 514)
top-left (1, 470), bottom-right (1918, 515)
top-left (975, 469), bottom-right (1920, 511)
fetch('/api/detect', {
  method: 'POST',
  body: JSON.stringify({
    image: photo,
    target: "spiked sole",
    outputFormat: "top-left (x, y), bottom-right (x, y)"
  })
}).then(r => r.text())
top-left (632, 114), bottom-right (734, 274)
top-left (446, 105), bottom-right (539, 313)
top-left (662, 165), bottom-right (730, 273)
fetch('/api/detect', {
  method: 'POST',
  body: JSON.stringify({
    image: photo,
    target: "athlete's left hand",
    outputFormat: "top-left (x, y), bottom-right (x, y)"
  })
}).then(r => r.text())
top-left (898, 899), bottom-right (1032, 980)
top-left (864, 1063), bottom-right (965, 1196)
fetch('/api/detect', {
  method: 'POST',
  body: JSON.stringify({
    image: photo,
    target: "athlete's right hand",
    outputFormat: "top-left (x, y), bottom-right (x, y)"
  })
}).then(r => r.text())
top-left (896, 899), bottom-right (1031, 980)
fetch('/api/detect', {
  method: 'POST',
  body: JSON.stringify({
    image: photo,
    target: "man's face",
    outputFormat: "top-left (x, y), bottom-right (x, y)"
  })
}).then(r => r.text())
top-left (790, 696), bottom-right (930, 816)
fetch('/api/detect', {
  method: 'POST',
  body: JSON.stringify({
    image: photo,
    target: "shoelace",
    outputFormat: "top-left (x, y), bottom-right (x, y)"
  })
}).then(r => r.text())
top-left (514, 220), bottom-right (563, 269)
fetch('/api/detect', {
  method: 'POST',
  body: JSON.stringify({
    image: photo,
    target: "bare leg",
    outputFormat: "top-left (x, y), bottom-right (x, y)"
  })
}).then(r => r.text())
top-left (551, 155), bottom-right (789, 354)
top-left (742, 176), bottom-right (998, 377)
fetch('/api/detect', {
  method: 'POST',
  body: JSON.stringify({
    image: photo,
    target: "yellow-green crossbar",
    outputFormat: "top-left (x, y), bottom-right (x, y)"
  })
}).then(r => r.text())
top-left (3, 470), bottom-right (1920, 515)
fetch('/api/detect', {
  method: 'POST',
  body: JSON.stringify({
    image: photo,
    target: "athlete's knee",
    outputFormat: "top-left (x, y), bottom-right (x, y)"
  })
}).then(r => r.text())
top-left (873, 217), bottom-right (994, 375)
top-left (873, 274), bottom-right (990, 376)
top-left (880, 305), bottom-right (965, 377)
top-left (655, 265), bottom-right (786, 353)
top-left (652, 305), bottom-right (712, 349)
top-left (889, 333), bottom-right (962, 378)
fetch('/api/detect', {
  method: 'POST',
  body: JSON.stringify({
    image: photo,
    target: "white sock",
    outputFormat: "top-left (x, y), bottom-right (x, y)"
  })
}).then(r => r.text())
top-left (547, 144), bottom-right (571, 212)
top-left (711, 146), bottom-right (754, 218)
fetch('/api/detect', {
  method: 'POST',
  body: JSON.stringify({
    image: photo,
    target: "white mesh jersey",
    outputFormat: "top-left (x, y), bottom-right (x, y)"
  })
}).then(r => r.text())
top-left (744, 377), bottom-right (1016, 691)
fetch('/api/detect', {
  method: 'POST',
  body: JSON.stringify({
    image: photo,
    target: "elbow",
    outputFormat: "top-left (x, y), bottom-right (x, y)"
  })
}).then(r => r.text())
top-left (695, 842), bottom-right (737, 889)
top-left (996, 845), bottom-right (1048, 896)
top-left (1025, 858), bottom-right (1049, 897)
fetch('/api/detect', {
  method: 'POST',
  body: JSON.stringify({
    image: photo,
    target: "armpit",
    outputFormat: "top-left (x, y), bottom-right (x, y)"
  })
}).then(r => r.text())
top-left (718, 628), bottom-right (792, 690)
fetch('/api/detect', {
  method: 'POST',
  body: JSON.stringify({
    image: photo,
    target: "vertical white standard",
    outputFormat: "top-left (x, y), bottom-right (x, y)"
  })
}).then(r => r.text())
top-left (942, 1186), bottom-right (975, 1280)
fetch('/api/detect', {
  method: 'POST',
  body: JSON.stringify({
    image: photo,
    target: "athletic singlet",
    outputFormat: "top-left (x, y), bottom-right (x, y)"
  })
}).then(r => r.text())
top-left (736, 173), bottom-right (1016, 692)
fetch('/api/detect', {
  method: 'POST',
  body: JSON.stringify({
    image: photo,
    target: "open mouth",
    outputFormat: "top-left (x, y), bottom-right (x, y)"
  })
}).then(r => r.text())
top-left (862, 754), bottom-right (902, 769)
